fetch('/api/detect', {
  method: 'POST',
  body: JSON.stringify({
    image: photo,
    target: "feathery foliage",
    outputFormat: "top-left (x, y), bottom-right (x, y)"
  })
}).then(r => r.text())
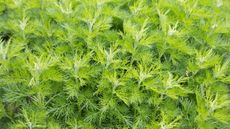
top-left (0, 0), bottom-right (230, 128)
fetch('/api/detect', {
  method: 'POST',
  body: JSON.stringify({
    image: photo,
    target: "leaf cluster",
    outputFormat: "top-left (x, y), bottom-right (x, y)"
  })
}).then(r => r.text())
top-left (0, 0), bottom-right (229, 129)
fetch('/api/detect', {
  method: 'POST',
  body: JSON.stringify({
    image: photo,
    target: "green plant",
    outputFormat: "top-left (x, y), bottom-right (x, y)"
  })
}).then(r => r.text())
top-left (0, 0), bottom-right (229, 128)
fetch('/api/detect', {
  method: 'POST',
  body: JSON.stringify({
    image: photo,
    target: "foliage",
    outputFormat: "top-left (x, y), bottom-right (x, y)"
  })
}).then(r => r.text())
top-left (0, 0), bottom-right (229, 128)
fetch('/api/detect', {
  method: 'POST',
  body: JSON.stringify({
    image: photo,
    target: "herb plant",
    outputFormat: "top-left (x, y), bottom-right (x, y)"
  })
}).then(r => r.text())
top-left (0, 0), bottom-right (230, 129)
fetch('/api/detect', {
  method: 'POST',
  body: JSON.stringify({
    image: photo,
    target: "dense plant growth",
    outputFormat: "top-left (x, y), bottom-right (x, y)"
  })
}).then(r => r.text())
top-left (0, 0), bottom-right (230, 128)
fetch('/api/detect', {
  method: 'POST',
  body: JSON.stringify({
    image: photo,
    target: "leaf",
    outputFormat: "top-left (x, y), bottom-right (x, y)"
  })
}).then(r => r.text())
top-left (41, 67), bottom-right (63, 82)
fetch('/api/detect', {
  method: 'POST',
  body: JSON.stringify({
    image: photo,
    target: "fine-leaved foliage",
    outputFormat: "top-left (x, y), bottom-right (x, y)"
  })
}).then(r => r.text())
top-left (0, 0), bottom-right (229, 129)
